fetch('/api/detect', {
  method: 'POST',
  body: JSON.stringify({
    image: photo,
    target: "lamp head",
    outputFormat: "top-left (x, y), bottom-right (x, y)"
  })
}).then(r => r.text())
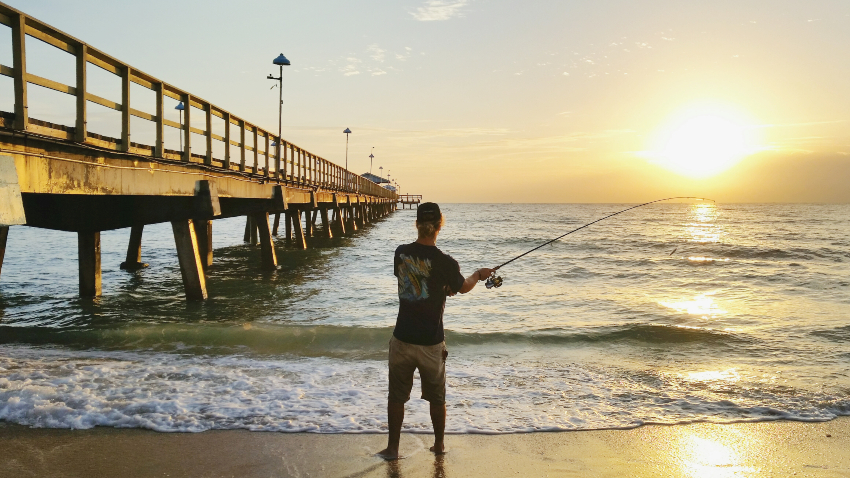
top-left (343, 128), bottom-right (352, 134)
top-left (273, 53), bottom-right (291, 66)
top-left (175, 102), bottom-right (185, 111)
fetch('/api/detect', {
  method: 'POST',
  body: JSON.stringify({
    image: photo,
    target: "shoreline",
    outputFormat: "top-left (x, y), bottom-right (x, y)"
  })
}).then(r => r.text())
top-left (1, 417), bottom-right (847, 477)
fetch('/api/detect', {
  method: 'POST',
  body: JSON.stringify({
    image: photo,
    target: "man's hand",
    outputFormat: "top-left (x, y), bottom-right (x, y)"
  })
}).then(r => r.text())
top-left (476, 268), bottom-right (496, 281)
top-left (458, 267), bottom-right (497, 294)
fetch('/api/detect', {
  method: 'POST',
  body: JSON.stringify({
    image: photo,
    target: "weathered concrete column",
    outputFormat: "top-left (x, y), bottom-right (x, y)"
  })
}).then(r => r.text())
top-left (320, 208), bottom-right (333, 239)
top-left (120, 225), bottom-right (149, 271)
top-left (284, 211), bottom-right (292, 241)
top-left (251, 212), bottom-right (278, 270)
top-left (348, 205), bottom-right (358, 232)
top-left (243, 216), bottom-right (258, 245)
top-left (171, 219), bottom-right (207, 301)
top-left (334, 206), bottom-right (346, 235)
top-left (272, 213), bottom-right (281, 236)
top-left (195, 220), bottom-right (213, 268)
top-left (0, 226), bottom-right (9, 280)
top-left (291, 209), bottom-right (307, 250)
top-left (78, 231), bottom-right (101, 297)
top-left (305, 209), bottom-right (315, 238)
top-left (358, 204), bottom-right (367, 226)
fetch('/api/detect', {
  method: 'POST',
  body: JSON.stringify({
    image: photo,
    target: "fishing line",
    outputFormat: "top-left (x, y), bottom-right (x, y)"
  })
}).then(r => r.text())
top-left (485, 196), bottom-right (715, 289)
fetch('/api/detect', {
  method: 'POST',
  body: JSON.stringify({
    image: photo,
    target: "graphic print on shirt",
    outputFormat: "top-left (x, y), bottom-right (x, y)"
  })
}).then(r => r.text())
top-left (397, 254), bottom-right (432, 301)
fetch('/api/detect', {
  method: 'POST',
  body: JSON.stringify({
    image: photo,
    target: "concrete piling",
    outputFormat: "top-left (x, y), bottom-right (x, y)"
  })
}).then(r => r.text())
top-left (78, 231), bottom-right (102, 297)
top-left (171, 219), bottom-right (207, 301)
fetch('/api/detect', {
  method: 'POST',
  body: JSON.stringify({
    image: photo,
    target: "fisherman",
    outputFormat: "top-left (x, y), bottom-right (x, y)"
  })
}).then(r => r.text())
top-left (377, 202), bottom-right (494, 460)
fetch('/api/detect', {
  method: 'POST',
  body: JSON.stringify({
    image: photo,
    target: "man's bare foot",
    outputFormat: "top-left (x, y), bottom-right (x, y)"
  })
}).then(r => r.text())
top-left (376, 448), bottom-right (400, 460)
top-left (429, 444), bottom-right (446, 455)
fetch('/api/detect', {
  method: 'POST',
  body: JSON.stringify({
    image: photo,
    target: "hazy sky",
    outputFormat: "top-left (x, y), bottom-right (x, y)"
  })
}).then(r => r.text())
top-left (3, 0), bottom-right (849, 202)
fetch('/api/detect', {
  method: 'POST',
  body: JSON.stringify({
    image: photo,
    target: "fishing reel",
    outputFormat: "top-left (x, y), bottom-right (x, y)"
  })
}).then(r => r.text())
top-left (485, 272), bottom-right (503, 289)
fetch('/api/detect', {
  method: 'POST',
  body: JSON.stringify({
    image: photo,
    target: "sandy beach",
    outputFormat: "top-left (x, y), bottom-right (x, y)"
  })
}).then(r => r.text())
top-left (0, 417), bottom-right (847, 477)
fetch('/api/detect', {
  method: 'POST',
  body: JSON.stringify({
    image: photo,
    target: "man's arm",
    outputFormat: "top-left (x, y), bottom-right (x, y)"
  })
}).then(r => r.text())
top-left (457, 268), bottom-right (495, 294)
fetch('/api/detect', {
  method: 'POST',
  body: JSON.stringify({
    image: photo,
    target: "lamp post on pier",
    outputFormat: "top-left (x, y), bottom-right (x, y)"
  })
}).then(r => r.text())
top-left (343, 128), bottom-right (352, 191)
top-left (369, 147), bottom-right (374, 175)
top-left (267, 53), bottom-right (290, 160)
top-left (175, 101), bottom-right (185, 152)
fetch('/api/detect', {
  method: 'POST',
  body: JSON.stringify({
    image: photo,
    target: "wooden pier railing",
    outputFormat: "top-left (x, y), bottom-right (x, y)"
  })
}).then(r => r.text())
top-left (0, 2), bottom-right (393, 200)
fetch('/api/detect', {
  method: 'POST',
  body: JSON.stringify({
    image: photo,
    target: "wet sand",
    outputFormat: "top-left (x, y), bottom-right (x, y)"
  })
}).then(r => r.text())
top-left (0, 417), bottom-right (847, 477)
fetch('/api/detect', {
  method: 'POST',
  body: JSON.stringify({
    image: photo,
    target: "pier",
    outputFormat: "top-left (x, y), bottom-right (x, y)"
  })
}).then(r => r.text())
top-left (398, 194), bottom-right (422, 209)
top-left (0, 3), bottom-right (397, 300)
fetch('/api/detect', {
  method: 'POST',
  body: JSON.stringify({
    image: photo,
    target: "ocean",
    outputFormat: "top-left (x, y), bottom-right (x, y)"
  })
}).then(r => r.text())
top-left (0, 203), bottom-right (847, 434)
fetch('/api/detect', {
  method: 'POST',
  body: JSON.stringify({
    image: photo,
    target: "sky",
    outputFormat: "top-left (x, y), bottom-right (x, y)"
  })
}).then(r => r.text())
top-left (3, 0), bottom-right (849, 203)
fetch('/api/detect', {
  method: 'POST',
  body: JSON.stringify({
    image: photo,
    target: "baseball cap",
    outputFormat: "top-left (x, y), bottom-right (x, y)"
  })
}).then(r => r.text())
top-left (417, 202), bottom-right (441, 222)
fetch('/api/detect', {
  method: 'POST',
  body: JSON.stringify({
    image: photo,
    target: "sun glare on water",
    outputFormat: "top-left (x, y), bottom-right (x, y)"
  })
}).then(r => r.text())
top-left (650, 105), bottom-right (761, 179)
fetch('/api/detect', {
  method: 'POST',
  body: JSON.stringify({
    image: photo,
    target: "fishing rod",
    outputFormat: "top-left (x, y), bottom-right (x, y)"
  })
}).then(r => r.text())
top-left (484, 196), bottom-right (715, 289)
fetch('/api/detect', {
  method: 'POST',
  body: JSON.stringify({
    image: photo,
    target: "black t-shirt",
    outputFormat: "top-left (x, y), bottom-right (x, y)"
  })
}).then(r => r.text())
top-left (393, 242), bottom-right (465, 346)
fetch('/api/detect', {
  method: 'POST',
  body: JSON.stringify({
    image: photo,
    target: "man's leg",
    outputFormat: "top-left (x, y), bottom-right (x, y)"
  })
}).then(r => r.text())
top-left (379, 400), bottom-right (405, 458)
top-left (429, 401), bottom-right (446, 454)
top-left (378, 337), bottom-right (415, 460)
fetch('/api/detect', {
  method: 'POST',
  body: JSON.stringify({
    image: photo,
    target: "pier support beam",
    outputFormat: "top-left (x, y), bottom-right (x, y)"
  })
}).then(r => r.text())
top-left (291, 209), bottom-right (307, 250)
top-left (272, 213), bottom-right (281, 236)
top-left (251, 212), bottom-right (277, 270)
top-left (331, 194), bottom-right (346, 236)
top-left (347, 205), bottom-right (358, 233)
top-left (0, 226), bottom-right (8, 280)
top-left (78, 231), bottom-right (101, 297)
top-left (320, 208), bottom-right (333, 239)
top-left (195, 220), bottom-right (213, 268)
top-left (284, 211), bottom-right (292, 241)
top-left (305, 209), bottom-right (314, 238)
top-left (120, 225), bottom-right (149, 271)
top-left (171, 219), bottom-right (207, 301)
top-left (243, 216), bottom-right (258, 245)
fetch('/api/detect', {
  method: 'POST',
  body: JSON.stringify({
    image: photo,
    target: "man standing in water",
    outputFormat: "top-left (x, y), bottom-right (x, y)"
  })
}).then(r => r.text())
top-left (377, 203), bottom-right (494, 460)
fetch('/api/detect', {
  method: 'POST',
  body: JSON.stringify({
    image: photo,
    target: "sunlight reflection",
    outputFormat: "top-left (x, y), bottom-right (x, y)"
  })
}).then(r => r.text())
top-left (661, 293), bottom-right (727, 318)
top-left (686, 204), bottom-right (721, 243)
top-left (687, 256), bottom-right (729, 263)
top-left (670, 428), bottom-right (759, 478)
top-left (684, 368), bottom-right (740, 383)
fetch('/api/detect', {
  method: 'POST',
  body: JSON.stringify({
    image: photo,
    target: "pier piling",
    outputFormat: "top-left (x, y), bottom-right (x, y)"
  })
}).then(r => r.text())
top-left (272, 213), bottom-right (281, 236)
top-left (0, 226), bottom-right (8, 280)
top-left (320, 208), bottom-right (333, 239)
top-left (244, 216), bottom-right (259, 245)
top-left (195, 220), bottom-right (213, 268)
top-left (119, 225), bottom-right (148, 271)
top-left (171, 220), bottom-right (207, 301)
top-left (291, 209), bottom-right (307, 250)
top-left (284, 211), bottom-right (292, 241)
top-left (78, 231), bottom-right (101, 297)
top-left (251, 212), bottom-right (277, 270)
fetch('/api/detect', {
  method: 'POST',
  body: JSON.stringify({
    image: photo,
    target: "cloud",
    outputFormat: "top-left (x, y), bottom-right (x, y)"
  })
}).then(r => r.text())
top-left (367, 44), bottom-right (386, 62)
top-left (411, 0), bottom-right (468, 21)
top-left (340, 57), bottom-right (361, 76)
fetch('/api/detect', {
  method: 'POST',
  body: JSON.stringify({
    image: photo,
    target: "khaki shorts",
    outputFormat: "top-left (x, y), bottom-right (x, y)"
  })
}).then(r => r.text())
top-left (388, 335), bottom-right (447, 404)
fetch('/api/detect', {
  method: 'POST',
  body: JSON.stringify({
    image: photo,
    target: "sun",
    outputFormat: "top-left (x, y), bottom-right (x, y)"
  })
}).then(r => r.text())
top-left (649, 105), bottom-right (760, 179)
